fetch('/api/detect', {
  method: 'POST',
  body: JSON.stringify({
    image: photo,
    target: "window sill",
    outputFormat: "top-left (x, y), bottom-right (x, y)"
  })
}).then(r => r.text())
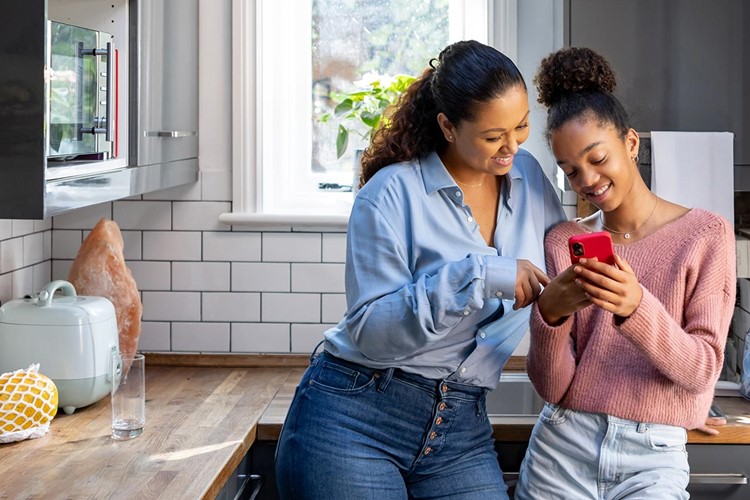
top-left (219, 212), bottom-right (349, 231)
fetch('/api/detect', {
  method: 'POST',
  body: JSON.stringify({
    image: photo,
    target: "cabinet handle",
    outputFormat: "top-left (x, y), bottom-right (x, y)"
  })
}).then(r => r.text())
top-left (144, 131), bottom-right (197, 138)
top-left (689, 473), bottom-right (748, 485)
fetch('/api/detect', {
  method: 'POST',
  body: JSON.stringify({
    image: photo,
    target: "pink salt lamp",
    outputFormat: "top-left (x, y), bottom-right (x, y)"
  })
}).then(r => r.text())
top-left (67, 218), bottom-right (143, 359)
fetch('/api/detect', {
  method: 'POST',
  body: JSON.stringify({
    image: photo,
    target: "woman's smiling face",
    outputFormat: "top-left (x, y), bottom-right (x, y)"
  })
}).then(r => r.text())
top-left (551, 117), bottom-right (639, 210)
top-left (440, 85), bottom-right (531, 176)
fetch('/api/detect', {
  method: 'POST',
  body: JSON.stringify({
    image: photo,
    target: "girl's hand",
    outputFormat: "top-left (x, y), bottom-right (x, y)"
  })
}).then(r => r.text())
top-left (573, 254), bottom-right (642, 318)
top-left (536, 265), bottom-right (592, 325)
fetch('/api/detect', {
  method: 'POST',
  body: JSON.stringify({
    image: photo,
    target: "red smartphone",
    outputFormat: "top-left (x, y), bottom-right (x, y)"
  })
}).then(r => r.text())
top-left (568, 231), bottom-right (616, 266)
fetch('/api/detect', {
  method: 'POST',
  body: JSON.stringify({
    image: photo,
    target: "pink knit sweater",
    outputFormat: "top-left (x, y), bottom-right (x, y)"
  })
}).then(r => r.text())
top-left (527, 208), bottom-right (736, 429)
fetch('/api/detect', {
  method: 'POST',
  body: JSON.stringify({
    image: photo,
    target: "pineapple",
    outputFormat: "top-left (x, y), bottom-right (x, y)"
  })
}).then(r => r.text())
top-left (0, 364), bottom-right (58, 442)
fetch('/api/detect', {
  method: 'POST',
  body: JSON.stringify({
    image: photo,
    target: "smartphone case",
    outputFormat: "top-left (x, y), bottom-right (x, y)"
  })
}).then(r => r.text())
top-left (569, 231), bottom-right (616, 266)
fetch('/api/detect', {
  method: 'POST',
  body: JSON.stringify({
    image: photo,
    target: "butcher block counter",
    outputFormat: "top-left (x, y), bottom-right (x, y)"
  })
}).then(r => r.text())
top-left (2, 354), bottom-right (749, 500)
top-left (0, 356), bottom-right (303, 500)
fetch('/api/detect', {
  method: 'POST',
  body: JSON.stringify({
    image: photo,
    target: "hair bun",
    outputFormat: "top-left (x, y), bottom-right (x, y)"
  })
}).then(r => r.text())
top-left (534, 47), bottom-right (617, 107)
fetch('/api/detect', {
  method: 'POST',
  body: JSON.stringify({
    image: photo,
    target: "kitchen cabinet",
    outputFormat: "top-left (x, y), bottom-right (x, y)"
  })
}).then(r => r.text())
top-left (129, 0), bottom-right (199, 169)
top-left (686, 444), bottom-right (750, 500)
top-left (0, 0), bottom-right (198, 219)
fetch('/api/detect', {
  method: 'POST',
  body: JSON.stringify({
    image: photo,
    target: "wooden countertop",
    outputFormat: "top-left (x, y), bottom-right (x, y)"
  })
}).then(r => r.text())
top-left (0, 363), bottom-right (297, 500)
top-left (258, 371), bottom-right (750, 445)
top-left (2, 354), bottom-right (749, 500)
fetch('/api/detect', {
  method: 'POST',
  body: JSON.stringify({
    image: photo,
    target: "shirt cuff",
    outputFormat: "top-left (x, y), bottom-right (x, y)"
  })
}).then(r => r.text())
top-left (483, 255), bottom-right (517, 300)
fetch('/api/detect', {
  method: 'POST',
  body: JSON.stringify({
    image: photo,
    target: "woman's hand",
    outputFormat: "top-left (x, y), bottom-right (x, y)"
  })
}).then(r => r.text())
top-left (513, 260), bottom-right (551, 310)
top-left (536, 265), bottom-right (592, 325)
top-left (573, 254), bottom-right (642, 318)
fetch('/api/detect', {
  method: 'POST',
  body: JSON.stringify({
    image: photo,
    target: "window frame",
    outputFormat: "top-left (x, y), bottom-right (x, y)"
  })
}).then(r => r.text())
top-left (222, 0), bottom-right (518, 229)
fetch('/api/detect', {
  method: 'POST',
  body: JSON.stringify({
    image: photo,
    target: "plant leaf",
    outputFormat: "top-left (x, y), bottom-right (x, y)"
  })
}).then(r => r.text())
top-left (333, 99), bottom-right (353, 117)
top-left (336, 125), bottom-right (349, 159)
top-left (360, 111), bottom-right (380, 129)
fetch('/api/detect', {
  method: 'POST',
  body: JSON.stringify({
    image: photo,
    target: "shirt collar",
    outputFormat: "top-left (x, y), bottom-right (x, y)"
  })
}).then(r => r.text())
top-left (419, 150), bottom-right (525, 199)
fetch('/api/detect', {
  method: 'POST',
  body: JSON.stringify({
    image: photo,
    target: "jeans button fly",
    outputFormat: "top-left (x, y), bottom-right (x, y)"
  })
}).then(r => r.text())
top-left (438, 402), bottom-right (446, 411)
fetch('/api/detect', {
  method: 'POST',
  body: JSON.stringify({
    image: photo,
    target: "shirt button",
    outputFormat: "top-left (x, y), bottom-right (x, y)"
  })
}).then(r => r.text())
top-left (438, 402), bottom-right (446, 411)
top-left (424, 447), bottom-right (432, 455)
top-left (462, 310), bottom-right (470, 316)
top-left (479, 332), bottom-right (486, 339)
top-left (456, 191), bottom-right (462, 197)
top-left (495, 291), bottom-right (503, 298)
top-left (460, 367), bottom-right (467, 374)
top-left (467, 216), bottom-right (473, 222)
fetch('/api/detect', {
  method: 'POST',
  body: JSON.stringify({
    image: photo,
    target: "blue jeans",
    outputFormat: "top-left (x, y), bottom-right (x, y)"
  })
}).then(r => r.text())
top-left (275, 350), bottom-right (509, 499)
top-left (515, 403), bottom-right (690, 500)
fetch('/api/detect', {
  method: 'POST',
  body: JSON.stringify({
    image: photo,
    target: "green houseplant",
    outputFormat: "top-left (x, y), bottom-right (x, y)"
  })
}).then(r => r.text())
top-left (321, 73), bottom-right (416, 159)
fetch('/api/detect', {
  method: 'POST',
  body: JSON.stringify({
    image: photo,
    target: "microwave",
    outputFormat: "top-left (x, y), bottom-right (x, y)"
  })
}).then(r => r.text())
top-left (46, 21), bottom-right (115, 161)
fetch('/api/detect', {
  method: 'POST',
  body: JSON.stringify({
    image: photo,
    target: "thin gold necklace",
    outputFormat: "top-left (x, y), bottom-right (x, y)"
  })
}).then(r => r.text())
top-left (600, 195), bottom-right (659, 240)
top-left (455, 179), bottom-right (484, 188)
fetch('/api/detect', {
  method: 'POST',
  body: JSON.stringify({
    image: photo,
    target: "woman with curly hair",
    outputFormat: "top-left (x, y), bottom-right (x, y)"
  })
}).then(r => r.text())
top-left (274, 40), bottom-right (566, 499)
top-left (514, 47), bottom-right (736, 499)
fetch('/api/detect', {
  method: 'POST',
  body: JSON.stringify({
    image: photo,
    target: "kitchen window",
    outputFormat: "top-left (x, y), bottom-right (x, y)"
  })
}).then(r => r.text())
top-left (223, 0), bottom-right (517, 228)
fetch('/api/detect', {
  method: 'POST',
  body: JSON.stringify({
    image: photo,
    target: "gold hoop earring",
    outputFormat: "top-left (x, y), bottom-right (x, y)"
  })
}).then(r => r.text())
top-left (632, 155), bottom-right (639, 163)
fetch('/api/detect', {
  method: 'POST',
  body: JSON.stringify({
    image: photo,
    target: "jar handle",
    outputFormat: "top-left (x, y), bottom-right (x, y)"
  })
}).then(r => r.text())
top-left (36, 280), bottom-right (77, 308)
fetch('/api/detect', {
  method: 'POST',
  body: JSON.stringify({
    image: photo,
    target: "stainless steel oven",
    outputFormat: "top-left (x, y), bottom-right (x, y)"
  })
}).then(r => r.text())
top-left (46, 20), bottom-right (115, 161)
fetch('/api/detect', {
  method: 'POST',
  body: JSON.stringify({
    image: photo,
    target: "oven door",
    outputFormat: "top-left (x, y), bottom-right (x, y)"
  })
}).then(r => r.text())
top-left (47, 21), bottom-right (113, 161)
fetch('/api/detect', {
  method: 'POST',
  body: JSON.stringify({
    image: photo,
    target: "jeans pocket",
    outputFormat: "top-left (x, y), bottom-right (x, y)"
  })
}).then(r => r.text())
top-left (309, 360), bottom-right (376, 394)
top-left (647, 424), bottom-right (687, 452)
top-left (539, 402), bottom-right (569, 425)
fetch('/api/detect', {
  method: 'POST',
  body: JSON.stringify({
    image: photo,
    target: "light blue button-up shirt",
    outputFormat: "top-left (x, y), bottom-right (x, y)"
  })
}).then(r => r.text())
top-left (324, 149), bottom-right (566, 389)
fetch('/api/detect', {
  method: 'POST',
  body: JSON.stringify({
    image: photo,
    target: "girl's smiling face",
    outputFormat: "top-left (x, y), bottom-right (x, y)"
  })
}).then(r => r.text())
top-left (551, 117), bottom-right (639, 210)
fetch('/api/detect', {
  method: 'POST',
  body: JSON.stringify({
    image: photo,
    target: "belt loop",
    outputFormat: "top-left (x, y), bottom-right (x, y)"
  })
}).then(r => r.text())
top-left (309, 339), bottom-right (325, 363)
top-left (377, 367), bottom-right (395, 393)
top-left (637, 422), bottom-right (648, 433)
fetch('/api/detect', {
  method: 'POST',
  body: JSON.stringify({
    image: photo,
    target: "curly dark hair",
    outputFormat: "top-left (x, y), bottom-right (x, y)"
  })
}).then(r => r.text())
top-left (359, 40), bottom-right (526, 187)
top-left (533, 47), bottom-right (630, 141)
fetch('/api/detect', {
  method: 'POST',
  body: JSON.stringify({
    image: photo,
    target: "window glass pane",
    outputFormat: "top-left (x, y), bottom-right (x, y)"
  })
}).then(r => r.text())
top-left (312, 0), bottom-right (450, 187)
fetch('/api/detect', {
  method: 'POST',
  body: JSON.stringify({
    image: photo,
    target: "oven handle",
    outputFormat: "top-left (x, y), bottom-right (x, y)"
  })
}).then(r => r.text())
top-left (104, 41), bottom-right (114, 142)
top-left (78, 42), bottom-right (114, 142)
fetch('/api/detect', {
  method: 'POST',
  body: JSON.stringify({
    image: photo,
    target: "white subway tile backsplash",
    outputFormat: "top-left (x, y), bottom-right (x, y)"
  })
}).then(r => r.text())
top-left (262, 233), bottom-right (321, 262)
top-left (0, 221), bottom-right (12, 240)
top-left (172, 322), bottom-right (230, 351)
top-left (138, 322), bottom-right (171, 351)
top-left (33, 219), bottom-right (52, 232)
top-left (203, 292), bottom-right (260, 322)
top-left (32, 261), bottom-right (51, 293)
top-left (203, 232), bottom-right (261, 261)
top-left (291, 323), bottom-right (332, 353)
top-left (121, 231), bottom-right (142, 260)
top-left (262, 293), bottom-right (320, 323)
top-left (322, 294), bottom-right (346, 323)
top-left (43, 231), bottom-right (52, 261)
top-left (1, 237), bottom-right (23, 274)
top-left (142, 291), bottom-right (201, 321)
top-left (12, 220), bottom-right (34, 237)
top-left (232, 263), bottom-right (290, 292)
top-left (172, 262), bottom-right (230, 291)
top-left (51, 230), bottom-right (83, 259)
top-left (173, 201), bottom-right (231, 231)
top-left (128, 261), bottom-right (171, 291)
top-left (52, 260), bottom-right (73, 282)
top-left (23, 233), bottom-right (44, 267)
top-left (53, 203), bottom-right (112, 229)
top-left (114, 201), bottom-right (172, 230)
top-left (143, 232), bottom-right (202, 261)
top-left (0, 273), bottom-right (12, 305)
top-left (232, 323), bottom-right (289, 352)
top-left (201, 170), bottom-right (232, 201)
top-left (322, 233), bottom-right (347, 262)
top-left (11, 267), bottom-right (33, 299)
top-left (292, 263), bottom-right (345, 293)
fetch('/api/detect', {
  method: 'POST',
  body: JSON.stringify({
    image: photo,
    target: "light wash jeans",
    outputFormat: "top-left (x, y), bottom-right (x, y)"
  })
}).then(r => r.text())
top-left (515, 402), bottom-right (690, 500)
top-left (275, 350), bottom-right (509, 500)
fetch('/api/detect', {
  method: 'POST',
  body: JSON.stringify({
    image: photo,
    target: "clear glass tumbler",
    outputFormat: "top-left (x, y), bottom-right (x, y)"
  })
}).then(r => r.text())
top-left (111, 353), bottom-right (145, 440)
